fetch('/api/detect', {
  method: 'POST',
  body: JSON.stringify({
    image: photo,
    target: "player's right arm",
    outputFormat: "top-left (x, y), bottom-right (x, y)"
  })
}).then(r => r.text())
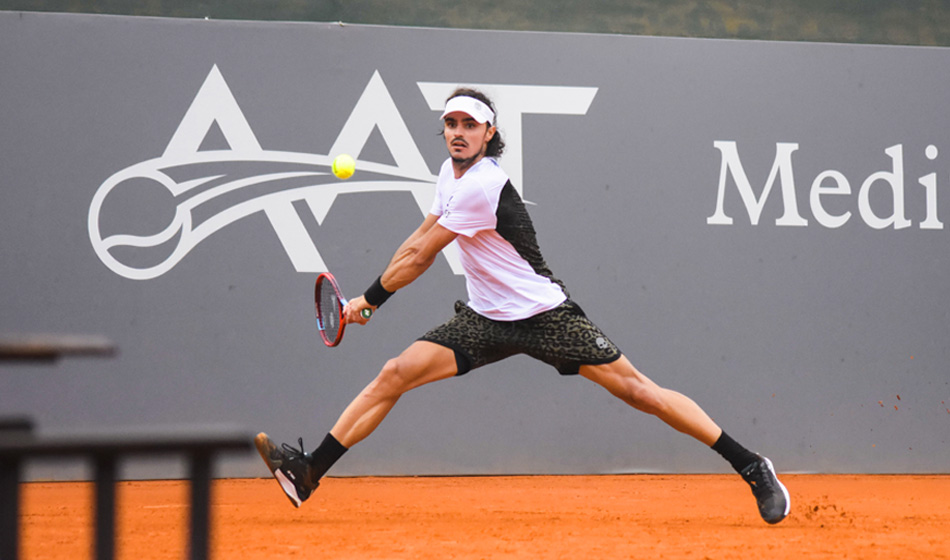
top-left (380, 213), bottom-right (456, 291)
top-left (385, 213), bottom-right (441, 268)
top-left (344, 214), bottom-right (456, 324)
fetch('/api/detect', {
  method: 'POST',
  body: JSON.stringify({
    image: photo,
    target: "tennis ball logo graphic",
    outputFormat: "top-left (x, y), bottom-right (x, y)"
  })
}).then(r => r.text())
top-left (332, 154), bottom-right (356, 180)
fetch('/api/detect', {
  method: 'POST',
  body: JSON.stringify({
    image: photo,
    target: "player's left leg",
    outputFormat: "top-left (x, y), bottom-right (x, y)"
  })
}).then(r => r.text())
top-left (579, 355), bottom-right (721, 444)
top-left (579, 356), bottom-right (790, 524)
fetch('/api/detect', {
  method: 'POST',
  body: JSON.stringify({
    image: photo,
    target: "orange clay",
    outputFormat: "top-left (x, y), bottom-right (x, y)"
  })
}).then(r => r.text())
top-left (20, 475), bottom-right (950, 560)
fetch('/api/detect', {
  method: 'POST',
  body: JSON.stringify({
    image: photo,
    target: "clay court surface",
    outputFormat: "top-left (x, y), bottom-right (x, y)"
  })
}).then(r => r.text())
top-left (19, 474), bottom-right (950, 559)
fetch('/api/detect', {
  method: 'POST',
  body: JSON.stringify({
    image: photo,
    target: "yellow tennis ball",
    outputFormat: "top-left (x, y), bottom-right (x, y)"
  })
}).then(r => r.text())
top-left (332, 154), bottom-right (355, 180)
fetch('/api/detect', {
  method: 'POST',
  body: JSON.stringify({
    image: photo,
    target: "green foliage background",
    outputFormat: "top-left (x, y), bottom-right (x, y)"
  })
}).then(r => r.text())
top-left (3, 0), bottom-right (950, 46)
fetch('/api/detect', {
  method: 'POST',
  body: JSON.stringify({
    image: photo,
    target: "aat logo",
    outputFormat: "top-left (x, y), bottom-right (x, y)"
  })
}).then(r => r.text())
top-left (88, 65), bottom-right (598, 280)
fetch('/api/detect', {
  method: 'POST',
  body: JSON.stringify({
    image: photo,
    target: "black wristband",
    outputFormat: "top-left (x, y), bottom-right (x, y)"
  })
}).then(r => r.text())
top-left (363, 275), bottom-right (394, 307)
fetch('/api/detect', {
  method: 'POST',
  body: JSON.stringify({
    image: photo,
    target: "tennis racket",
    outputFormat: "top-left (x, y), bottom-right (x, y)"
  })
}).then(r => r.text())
top-left (314, 272), bottom-right (372, 347)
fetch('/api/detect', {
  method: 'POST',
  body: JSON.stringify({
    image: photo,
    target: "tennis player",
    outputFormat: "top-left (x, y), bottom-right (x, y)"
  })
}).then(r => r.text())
top-left (257, 88), bottom-right (790, 524)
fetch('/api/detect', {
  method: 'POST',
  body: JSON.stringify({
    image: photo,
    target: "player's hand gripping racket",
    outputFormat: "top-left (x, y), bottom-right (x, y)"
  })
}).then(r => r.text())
top-left (314, 272), bottom-right (372, 347)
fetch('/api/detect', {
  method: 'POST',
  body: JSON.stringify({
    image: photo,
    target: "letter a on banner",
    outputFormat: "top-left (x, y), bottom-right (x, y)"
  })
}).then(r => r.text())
top-left (164, 65), bottom-right (328, 272)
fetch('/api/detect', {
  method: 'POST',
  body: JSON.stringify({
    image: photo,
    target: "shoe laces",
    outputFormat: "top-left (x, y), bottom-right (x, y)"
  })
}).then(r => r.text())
top-left (281, 437), bottom-right (311, 461)
top-left (744, 461), bottom-right (775, 493)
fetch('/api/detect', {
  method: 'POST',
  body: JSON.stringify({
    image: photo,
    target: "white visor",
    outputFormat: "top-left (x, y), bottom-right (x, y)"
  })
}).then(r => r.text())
top-left (440, 96), bottom-right (495, 124)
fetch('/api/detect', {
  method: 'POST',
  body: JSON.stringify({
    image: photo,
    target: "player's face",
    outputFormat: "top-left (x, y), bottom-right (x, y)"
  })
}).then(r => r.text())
top-left (443, 111), bottom-right (496, 168)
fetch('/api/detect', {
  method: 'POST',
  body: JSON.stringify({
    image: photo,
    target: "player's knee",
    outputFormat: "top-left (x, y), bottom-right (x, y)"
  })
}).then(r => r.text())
top-left (374, 357), bottom-right (414, 395)
top-left (625, 382), bottom-right (667, 416)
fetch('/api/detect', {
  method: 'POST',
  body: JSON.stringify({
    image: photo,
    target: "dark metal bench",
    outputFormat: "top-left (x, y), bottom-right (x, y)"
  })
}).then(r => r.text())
top-left (0, 427), bottom-right (253, 560)
top-left (0, 334), bottom-right (117, 362)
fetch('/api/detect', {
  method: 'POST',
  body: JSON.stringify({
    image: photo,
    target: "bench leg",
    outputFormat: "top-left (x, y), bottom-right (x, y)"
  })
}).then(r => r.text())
top-left (93, 456), bottom-right (116, 560)
top-left (0, 458), bottom-right (21, 560)
top-left (189, 452), bottom-right (212, 560)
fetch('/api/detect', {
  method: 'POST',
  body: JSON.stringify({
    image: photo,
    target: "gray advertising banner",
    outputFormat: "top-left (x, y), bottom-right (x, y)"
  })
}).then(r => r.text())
top-left (1, 11), bottom-right (948, 477)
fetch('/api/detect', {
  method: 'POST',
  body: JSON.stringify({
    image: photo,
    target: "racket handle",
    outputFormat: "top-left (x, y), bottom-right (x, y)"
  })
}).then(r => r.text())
top-left (340, 296), bottom-right (373, 320)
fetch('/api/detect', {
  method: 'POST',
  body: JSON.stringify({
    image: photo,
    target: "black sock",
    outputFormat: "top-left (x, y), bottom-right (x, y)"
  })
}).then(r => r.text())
top-left (711, 431), bottom-right (759, 473)
top-left (309, 433), bottom-right (348, 481)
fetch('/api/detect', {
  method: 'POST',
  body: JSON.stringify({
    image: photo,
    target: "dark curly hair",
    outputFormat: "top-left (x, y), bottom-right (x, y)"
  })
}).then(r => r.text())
top-left (444, 87), bottom-right (506, 158)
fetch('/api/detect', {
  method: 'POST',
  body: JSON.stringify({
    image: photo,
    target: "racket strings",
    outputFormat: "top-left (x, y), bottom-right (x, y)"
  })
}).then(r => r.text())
top-left (319, 282), bottom-right (342, 340)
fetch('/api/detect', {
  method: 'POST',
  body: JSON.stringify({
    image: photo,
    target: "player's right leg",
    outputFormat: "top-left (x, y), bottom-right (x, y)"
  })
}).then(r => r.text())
top-left (329, 340), bottom-right (458, 447)
top-left (256, 340), bottom-right (457, 507)
top-left (254, 434), bottom-right (321, 508)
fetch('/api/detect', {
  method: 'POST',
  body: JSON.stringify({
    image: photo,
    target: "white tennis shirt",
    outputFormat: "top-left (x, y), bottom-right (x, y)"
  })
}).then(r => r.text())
top-left (430, 157), bottom-right (567, 320)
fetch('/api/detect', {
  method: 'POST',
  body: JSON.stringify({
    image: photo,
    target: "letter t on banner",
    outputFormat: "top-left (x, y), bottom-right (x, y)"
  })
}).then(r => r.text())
top-left (417, 82), bottom-right (598, 200)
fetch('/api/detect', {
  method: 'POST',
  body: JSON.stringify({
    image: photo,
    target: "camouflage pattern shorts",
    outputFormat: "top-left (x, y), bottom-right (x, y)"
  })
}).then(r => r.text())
top-left (419, 300), bottom-right (622, 376)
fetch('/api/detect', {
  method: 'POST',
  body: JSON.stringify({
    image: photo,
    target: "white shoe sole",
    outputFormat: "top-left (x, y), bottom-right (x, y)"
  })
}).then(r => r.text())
top-left (763, 457), bottom-right (791, 520)
top-left (273, 468), bottom-right (303, 508)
